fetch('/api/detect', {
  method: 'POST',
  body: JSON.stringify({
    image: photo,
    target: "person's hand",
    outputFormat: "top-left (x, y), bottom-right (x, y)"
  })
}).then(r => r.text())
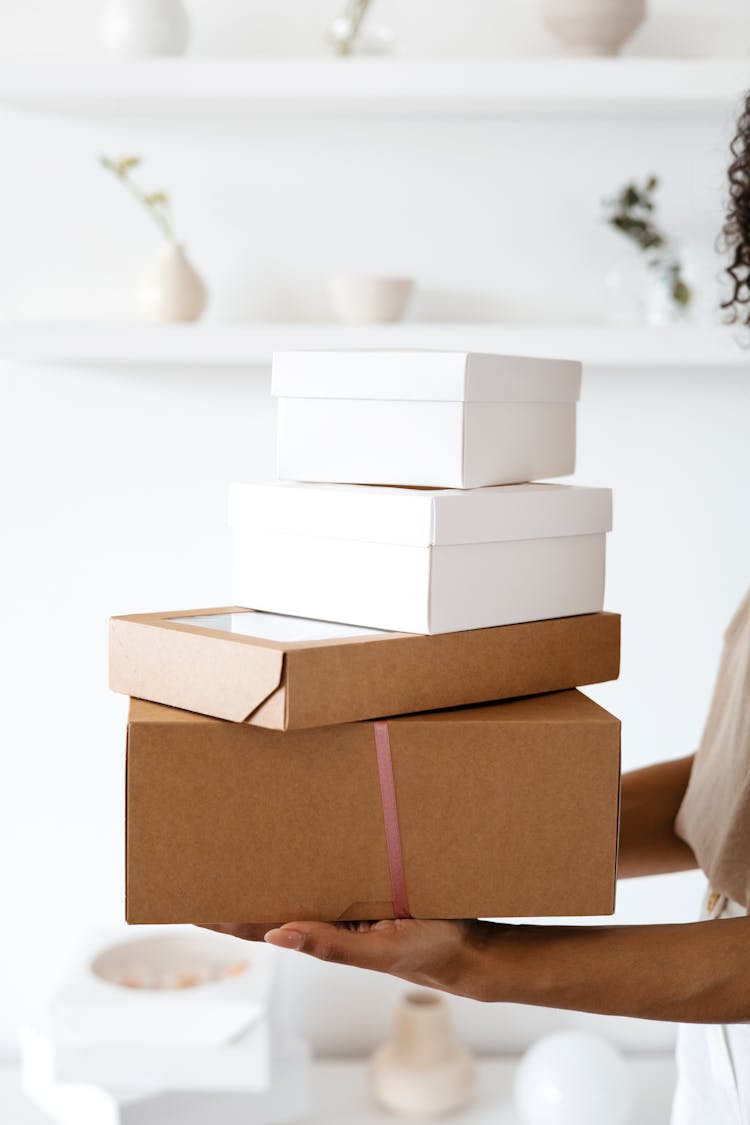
top-left (200, 919), bottom-right (512, 1001)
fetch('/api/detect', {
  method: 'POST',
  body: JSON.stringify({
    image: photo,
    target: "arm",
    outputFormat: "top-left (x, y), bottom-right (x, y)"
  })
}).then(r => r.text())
top-left (206, 756), bottom-right (714, 1022)
top-left (617, 754), bottom-right (698, 878)
top-left (260, 914), bottom-right (750, 1024)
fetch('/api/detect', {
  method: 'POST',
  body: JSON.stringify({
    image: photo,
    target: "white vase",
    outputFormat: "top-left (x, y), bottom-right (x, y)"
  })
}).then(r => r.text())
top-left (140, 244), bottom-right (207, 323)
top-left (101, 0), bottom-right (191, 57)
top-left (541, 0), bottom-right (646, 56)
top-left (369, 991), bottom-right (476, 1119)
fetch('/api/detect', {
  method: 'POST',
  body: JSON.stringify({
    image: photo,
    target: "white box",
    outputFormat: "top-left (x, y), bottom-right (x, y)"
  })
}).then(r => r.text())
top-left (229, 481), bottom-right (612, 635)
top-left (20, 1024), bottom-right (311, 1125)
top-left (49, 1019), bottom-right (271, 1092)
top-left (50, 927), bottom-right (276, 1049)
top-left (272, 349), bottom-right (581, 488)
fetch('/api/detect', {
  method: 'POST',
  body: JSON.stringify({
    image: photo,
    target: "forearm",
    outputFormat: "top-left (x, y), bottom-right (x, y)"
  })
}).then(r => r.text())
top-left (617, 755), bottom-right (697, 878)
top-left (481, 917), bottom-right (750, 1023)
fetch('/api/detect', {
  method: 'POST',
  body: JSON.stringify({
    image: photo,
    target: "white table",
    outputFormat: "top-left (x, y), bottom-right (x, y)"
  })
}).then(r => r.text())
top-left (0, 1056), bottom-right (678, 1125)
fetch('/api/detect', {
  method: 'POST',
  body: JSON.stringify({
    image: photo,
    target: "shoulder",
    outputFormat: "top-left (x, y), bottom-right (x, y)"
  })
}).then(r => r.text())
top-left (724, 587), bottom-right (750, 644)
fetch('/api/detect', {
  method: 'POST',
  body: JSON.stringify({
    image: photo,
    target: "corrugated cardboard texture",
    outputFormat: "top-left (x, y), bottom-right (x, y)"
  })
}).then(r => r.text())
top-left (126, 690), bottom-right (621, 924)
top-left (111, 609), bottom-right (620, 729)
top-left (110, 612), bottom-right (284, 724)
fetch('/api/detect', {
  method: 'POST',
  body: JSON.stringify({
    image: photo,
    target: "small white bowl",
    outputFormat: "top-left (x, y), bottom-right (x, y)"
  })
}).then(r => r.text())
top-left (327, 274), bottom-right (414, 325)
top-left (50, 926), bottom-right (276, 1047)
top-left (91, 934), bottom-right (248, 991)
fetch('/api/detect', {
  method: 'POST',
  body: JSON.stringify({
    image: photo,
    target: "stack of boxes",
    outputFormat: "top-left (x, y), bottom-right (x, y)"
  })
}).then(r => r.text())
top-left (110, 349), bottom-right (622, 931)
top-left (23, 348), bottom-right (623, 1125)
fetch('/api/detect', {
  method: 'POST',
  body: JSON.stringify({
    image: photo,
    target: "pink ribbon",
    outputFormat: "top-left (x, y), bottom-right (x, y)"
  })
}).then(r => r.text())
top-left (373, 721), bottom-right (412, 919)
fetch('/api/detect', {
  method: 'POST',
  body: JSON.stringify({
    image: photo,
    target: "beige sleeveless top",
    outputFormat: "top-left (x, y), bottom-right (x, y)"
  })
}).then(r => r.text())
top-left (676, 588), bottom-right (750, 908)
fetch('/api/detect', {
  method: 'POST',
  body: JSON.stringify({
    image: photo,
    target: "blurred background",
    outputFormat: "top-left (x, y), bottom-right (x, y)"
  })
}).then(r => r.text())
top-left (1, 1), bottom-right (750, 1122)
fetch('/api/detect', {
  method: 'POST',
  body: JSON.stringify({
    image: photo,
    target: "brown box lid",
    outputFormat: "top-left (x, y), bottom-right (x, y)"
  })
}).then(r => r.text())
top-left (126, 689), bottom-right (621, 924)
top-left (111, 607), bottom-right (620, 730)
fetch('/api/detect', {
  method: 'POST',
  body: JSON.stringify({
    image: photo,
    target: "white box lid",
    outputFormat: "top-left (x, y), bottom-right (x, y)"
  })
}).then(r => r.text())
top-left (271, 350), bottom-right (581, 403)
top-left (228, 481), bottom-right (612, 547)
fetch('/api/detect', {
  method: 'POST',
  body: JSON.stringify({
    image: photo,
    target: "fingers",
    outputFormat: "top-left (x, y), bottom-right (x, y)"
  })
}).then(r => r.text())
top-left (197, 923), bottom-right (282, 943)
top-left (201, 918), bottom-right (495, 1000)
top-left (264, 920), bottom-right (404, 972)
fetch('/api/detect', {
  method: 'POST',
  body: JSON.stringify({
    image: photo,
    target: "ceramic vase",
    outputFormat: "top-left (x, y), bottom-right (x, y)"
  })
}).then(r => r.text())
top-left (140, 244), bottom-right (207, 323)
top-left (101, 0), bottom-right (191, 57)
top-left (541, 0), bottom-right (646, 56)
top-left (369, 991), bottom-right (476, 1119)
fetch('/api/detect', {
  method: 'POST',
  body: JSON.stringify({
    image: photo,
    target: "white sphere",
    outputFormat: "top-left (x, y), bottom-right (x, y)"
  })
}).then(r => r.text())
top-left (514, 1030), bottom-right (632, 1125)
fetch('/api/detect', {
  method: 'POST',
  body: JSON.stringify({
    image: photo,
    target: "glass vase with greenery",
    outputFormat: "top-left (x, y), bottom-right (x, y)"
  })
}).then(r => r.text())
top-left (603, 176), bottom-right (692, 320)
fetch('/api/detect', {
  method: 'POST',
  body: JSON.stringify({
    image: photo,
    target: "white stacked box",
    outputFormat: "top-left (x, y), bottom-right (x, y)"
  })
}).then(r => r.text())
top-left (231, 349), bottom-right (610, 635)
top-left (22, 928), bottom-right (310, 1125)
top-left (230, 480), bottom-right (611, 635)
top-left (273, 349), bottom-right (581, 489)
top-left (21, 1024), bottom-right (311, 1125)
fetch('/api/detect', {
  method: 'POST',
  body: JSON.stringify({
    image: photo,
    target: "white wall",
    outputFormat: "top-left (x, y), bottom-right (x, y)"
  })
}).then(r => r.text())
top-left (2, 0), bottom-right (750, 58)
top-left (1, 0), bottom-right (750, 1060)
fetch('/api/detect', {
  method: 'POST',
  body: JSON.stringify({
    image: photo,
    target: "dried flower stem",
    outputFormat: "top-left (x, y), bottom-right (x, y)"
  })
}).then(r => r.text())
top-left (330, 0), bottom-right (372, 55)
top-left (100, 155), bottom-right (176, 245)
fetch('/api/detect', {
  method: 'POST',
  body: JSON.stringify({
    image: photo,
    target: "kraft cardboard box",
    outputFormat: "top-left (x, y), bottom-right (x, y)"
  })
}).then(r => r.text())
top-left (229, 481), bottom-right (612, 635)
top-left (273, 349), bottom-right (581, 488)
top-left (110, 606), bottom-right (620, 729)
top-left (126, 690), bottom-right (621, 924)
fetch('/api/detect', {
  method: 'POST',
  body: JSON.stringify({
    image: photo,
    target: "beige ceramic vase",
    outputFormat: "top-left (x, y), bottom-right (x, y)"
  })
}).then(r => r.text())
top-left (369, 991), bottom-right (476, 1119)
top-left (541, 0), bottom-right (646, 56)
top-left (140, 243), bottom-right (208, 322)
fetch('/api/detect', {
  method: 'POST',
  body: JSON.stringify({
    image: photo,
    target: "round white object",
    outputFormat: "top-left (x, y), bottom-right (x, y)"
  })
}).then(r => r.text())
top-left (327, 274), bottom-right (413, 325)
top-left (514, 1030), bottom-right (632, 1125)
top-left (357, 24), bottom-right (397, 56)
top-left (540, 0), bottom-right (645, 56)
top-left (91, 934), bottom-right (247, 991)
top-left (140, 243), bottom-right (208, 323)
top-left (101, 0), bottom-right (191, 57)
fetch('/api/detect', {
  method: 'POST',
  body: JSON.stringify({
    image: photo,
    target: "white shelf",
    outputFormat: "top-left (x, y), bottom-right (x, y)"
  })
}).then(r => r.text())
top-left (0, 58), bottom-right (747, 117)
top-left (0, 321), bottom-right (745, 369)
top-left (2, 1055), bottom-right (677, 1125)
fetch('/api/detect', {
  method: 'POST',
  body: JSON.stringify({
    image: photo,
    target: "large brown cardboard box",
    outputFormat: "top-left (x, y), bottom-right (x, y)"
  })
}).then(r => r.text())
top-left (111, 607), bottom-right (620, 730)
top-left (126, 690), bottom-right (621, 924)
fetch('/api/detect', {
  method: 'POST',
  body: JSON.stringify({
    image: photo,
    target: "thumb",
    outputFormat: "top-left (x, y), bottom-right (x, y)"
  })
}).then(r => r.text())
top-left (264, 920), bottom-right (402, 972)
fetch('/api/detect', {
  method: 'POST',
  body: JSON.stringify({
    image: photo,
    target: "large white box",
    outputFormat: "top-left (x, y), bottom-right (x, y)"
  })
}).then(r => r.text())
top-left (48, 1019), bottom-right (271, 1092)
top-left (20, 1024), bottom-right (311, 1125)
top-left (229, 481), bottom-right (612, 635)
top-left (272, 350), bottom-right (581, 489)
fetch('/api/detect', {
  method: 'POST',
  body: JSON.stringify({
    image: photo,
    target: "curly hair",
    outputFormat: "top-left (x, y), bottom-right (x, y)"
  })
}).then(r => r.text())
top-left (722, 90), bottom-right (750, 323)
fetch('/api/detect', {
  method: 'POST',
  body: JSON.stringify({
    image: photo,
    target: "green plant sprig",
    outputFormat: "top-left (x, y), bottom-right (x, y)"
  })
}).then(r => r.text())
top-left (100, 155), bottom-right (176, 245)
top-left (603, 175), bottom-right (692, 308)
